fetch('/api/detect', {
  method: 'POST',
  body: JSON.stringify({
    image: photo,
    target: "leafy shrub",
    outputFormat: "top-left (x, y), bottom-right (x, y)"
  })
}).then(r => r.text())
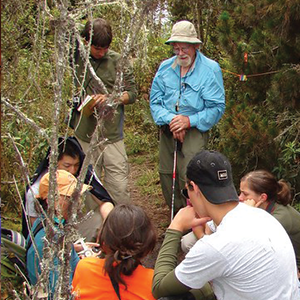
top-left (214, 100), bottom-right (299, 203)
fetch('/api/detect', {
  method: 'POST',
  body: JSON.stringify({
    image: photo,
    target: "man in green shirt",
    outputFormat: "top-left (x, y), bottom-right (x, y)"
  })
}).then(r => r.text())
top-left (71, 18), bottom-right (137, 204)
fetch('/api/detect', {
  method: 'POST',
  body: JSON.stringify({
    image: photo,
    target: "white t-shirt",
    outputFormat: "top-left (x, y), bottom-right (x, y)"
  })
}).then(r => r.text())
top-left (25, 170), bottom-right (47, 217)
top-left (175, 203), bottom-right (300, 300)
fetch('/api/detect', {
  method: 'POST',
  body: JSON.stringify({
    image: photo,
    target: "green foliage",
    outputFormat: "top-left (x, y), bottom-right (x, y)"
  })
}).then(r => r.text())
top-left (271, 111), bottom-right (300, 195)
top-left (1, 132), bottom-right (49, 212)
top-left (1, 0), bottom-right (73, 217)
top-left (2, 2), bottom-right (169, 297)
top-left (162, 0), bottom-right (300, 206)
top-left (214, 0), bottom-right (300, 202)
top-left (125, 98), bottom-right (159, 155)
top-left (133, 34), bottom-right (171, 92)
top-left (267, 68), bottom-right (300, 110)
top-left (274, 141), bottom-right (300, 178)
top-left (216, 98), bottom-right (299, 201)
top-left (220, 11), bottom-right (230, 21)
top-left (167, 0), bottom-right (191, 21)
top-left (217, 0), bottom-right (300, 104)
top-left (136, 168), bottom-right (160, 195)
top-left (1, 0), bottom-right (36, 55)
top-left (217, 102), bottom-right (277, 177)
top-left (2, 0), bottom-right (300, 221)
top-left (129, 154), bottom-right (163, 207)
top-left (1, 40), bottom-right (68, 214)
top-left (125, 31), bottom-right (170, 157)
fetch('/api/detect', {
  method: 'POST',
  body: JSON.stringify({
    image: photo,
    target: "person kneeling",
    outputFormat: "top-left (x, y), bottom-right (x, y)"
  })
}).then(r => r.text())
top-left (72, 204), bottom-right (157, 300)
top-left (26, 170), bottom-right (91, 298)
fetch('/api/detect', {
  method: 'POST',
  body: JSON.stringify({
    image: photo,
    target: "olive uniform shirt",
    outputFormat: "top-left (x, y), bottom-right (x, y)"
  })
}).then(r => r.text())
top-left (74, 49), bottom-right (137, 143)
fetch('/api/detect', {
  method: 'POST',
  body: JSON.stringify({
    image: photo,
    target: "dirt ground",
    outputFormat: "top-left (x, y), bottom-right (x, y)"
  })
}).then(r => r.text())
top-left (128, 161), bottom-right (170, 268)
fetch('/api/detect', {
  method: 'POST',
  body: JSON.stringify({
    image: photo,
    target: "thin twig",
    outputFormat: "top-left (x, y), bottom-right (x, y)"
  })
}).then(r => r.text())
top-left (2, 99), bottom-right (50, 142)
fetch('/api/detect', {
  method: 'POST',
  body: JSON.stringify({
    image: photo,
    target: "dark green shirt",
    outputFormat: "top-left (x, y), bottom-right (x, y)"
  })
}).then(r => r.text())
top-left (152, 229), bottom-right (216, 300)
top-left (74, 49), bottom-right (137, 143)
top-left (272, 203), bottom-right (300, 269)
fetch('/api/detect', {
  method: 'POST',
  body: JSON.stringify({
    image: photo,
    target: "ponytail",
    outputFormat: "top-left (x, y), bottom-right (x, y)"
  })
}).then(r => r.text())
top-left (277, 179), bottom-right (292, 206)
top-left (104, 250), bottom-right (139, 289)
top-left (243, 170), bottom-right (292, 206)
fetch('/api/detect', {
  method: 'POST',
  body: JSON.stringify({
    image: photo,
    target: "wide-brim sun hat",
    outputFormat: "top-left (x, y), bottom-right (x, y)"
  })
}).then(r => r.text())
top-left (37, 169), bottom-right (91, 200)
top-left (165, 20), bottom-right (202, 45)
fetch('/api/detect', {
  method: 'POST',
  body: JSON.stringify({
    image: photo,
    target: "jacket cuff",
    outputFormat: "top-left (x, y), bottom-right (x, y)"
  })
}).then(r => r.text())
top-left (189, 114), bottom-right (198, 128)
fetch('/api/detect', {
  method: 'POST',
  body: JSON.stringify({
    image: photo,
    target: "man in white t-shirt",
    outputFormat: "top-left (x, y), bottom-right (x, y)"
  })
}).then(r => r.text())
top-left (152, 150), bottom-right (300, 300)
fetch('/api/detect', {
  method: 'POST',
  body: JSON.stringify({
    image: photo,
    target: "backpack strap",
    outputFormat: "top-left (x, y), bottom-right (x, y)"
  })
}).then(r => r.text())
top-left (25, 221), bottom-right (45, 253)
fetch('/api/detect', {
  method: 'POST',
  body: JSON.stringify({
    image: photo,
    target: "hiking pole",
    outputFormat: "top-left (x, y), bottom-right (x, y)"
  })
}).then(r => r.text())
top-left (171, 139), bottom-right (178, 220)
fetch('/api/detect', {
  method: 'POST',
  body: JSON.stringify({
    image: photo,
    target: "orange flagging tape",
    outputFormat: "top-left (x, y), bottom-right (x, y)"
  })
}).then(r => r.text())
top-left (221, 68), bottom-right (282, 81)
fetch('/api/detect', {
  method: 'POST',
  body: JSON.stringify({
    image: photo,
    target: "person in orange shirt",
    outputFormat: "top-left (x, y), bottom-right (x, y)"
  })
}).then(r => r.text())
top-left (72, 204), bottom-right (157, 300)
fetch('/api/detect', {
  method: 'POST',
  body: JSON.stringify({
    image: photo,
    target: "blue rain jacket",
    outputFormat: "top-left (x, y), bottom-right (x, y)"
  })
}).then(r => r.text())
top-left (150, 50), bottom-right (225, 132)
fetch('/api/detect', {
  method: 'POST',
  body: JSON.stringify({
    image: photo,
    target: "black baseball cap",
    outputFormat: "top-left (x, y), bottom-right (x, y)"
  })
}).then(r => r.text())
top-left (186, 150), bottom-right (239, 205)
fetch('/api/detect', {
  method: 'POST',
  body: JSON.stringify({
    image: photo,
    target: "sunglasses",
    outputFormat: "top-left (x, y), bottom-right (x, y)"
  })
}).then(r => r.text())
top-left (181, 188), bottom-right (189, 200)
top-left (181, 181), bottom-right (193, 200)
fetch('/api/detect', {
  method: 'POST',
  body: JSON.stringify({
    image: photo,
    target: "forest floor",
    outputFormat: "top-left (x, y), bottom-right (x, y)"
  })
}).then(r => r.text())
top-left (128, 158), bottom-right (170, 268)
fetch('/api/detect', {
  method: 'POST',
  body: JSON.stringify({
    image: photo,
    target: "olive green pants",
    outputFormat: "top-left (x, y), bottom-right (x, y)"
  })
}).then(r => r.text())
top-left (159, 128), bottom-right (208, 213)
top-left (77, 193), bottom-right (103, 242)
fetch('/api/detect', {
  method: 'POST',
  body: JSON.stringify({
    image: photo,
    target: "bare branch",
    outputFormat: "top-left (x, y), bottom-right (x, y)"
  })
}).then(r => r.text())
top-left (6, 135), bottom-right (51, 298)
top-left (2, 0), bottom-right (161, 297)
top-left (2, 98), bottom-right (50, 142)
top-left (75, 31), bottom-right (109, 95)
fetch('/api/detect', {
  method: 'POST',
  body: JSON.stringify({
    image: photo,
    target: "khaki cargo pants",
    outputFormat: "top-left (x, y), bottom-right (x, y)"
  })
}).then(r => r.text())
top-left (76, 137), bottom-right (130, 205)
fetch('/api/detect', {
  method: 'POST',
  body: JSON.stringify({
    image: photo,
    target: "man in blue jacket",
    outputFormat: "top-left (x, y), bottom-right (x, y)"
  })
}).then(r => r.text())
top-left (150, 20), bottom-right (225, 214)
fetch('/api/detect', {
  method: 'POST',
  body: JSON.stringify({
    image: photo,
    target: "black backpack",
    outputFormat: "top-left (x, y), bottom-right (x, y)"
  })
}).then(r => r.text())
top-left (1, 228), bottom-right (27, 285)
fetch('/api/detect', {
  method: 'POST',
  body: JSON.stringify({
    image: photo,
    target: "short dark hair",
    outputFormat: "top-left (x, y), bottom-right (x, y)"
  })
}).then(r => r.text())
top-left (99, 204), bottom-right (156, 289)
top-left (57, 139), bottom-right (81, 161)
top-left (81, 18), bottom-right (112, 48)
top-left (241, 170), bottom-right (292, 206)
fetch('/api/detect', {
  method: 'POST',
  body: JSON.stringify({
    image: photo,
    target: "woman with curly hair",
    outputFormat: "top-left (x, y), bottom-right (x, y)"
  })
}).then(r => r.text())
top-left (72, 204), bottom-right (157, 300)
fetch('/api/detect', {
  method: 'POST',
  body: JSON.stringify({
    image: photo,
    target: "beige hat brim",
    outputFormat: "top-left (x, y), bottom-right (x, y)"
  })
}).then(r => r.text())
top-left (59, 183), bottom-right (92, 197)
top-left (37, 183), bottom-right (92, 199)
top-left (165, 36), bottom-right (202, 45)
